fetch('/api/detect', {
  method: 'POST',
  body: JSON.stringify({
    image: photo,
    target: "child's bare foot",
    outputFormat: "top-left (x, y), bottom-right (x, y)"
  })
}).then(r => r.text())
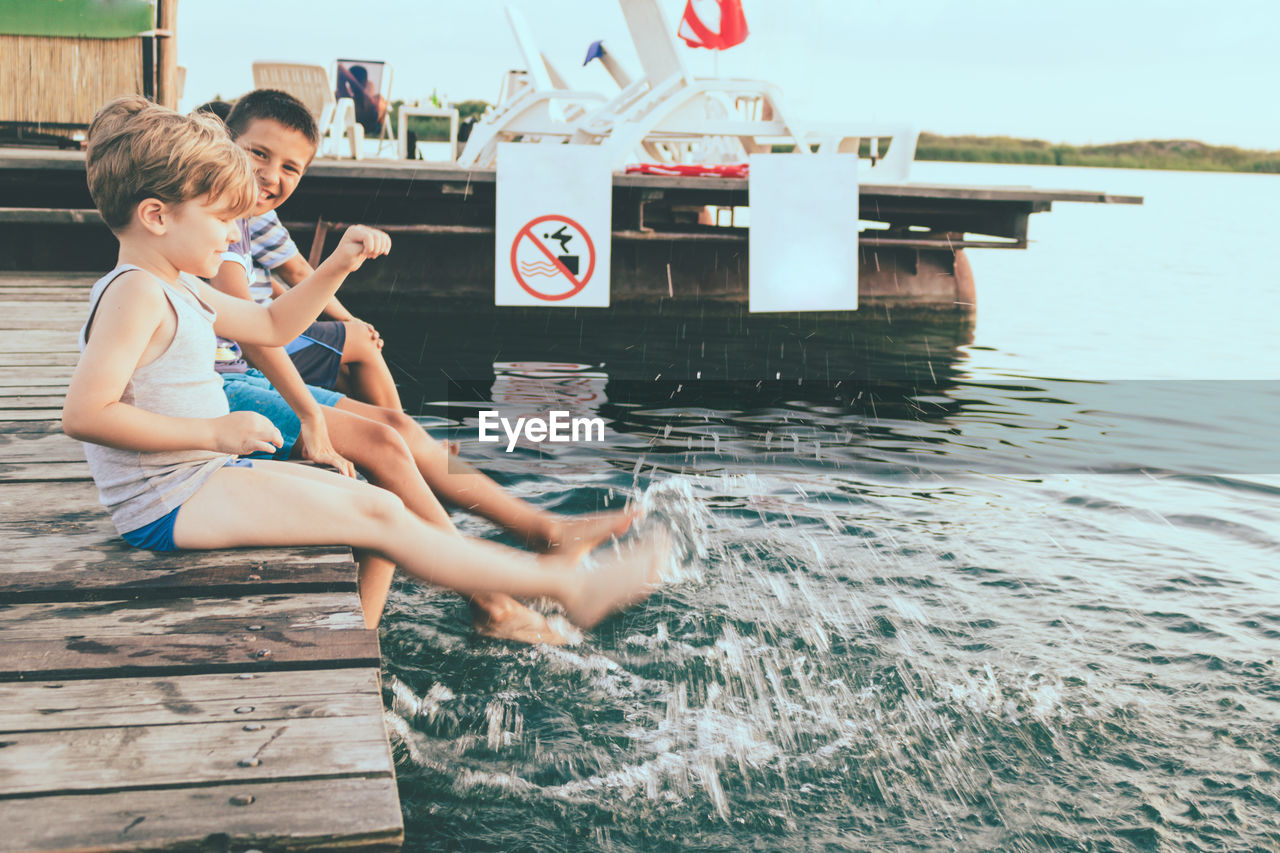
top-left (470, 594), bottom-right (567, 645)
top-left (539, 508), bottom-right (638, 557)
top-left (558, 530), bottom-right (670, 630)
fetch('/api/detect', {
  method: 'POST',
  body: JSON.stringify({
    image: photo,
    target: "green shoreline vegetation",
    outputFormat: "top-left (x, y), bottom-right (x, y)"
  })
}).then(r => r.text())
top-left (394, 99), bottom-right (1276, 175)
top-left (913, 132), bottom-right (1280, 174)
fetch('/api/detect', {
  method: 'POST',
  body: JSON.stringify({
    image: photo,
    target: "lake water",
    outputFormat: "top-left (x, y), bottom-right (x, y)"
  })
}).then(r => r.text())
top-left (351, 162), bottom-right (1280, 852)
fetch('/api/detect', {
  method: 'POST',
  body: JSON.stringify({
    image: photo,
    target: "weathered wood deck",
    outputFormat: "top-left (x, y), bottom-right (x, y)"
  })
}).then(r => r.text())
top-left (0, 272), bottom-right (403, 851)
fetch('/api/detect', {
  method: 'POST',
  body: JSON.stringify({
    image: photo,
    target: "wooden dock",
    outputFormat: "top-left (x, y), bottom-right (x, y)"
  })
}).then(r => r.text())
top-left (0, 148), bottom-right (1142, 313)
top-left (0, 273), bottom-right (403, 851)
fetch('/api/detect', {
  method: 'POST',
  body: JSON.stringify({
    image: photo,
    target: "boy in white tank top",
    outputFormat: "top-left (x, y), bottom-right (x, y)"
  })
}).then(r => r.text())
top-left (62, 96), bottom-right (665, 635)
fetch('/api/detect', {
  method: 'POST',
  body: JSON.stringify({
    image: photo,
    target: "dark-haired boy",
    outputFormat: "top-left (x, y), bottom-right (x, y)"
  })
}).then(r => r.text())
top-left (220, 89), bottom-right (400, 409)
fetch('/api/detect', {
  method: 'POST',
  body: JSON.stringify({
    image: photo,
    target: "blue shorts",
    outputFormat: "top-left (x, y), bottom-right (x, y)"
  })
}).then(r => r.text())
top-left (221, 369), bottom-right (345, 460)
top-left (120, 458), bottom-right (255, 551)
top-left (286, 321), bottom-right (346, 390)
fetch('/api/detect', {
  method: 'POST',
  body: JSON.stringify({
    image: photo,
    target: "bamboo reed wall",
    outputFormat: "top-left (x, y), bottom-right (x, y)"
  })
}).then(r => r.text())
top-left (0, 35), bottom-right (144, 126)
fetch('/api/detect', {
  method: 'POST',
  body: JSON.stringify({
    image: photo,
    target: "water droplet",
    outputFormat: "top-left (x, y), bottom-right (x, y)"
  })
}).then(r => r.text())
top-left (234, 706), bottom-right (255, 714)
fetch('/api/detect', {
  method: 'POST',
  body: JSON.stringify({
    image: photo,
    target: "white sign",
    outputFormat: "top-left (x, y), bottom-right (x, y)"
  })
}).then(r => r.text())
top-left (748, 154), bottom-right (859, 312)
top-left (495, 144), bottom-right (612, 307)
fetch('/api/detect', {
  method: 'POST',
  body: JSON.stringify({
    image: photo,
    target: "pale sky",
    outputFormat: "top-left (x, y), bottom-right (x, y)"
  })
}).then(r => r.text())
top-left (177, 0), bottom-right (1278, 150)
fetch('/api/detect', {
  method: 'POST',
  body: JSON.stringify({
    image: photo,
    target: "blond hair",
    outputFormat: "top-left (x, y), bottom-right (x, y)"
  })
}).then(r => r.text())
top-left (86, 96), bottom-right (257, 231)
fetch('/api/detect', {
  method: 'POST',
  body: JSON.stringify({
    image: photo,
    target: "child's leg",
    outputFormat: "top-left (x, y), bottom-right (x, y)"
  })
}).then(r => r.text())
top-left (353, 547), bottom-right (395, 629)
top-left (334, 321), bottom-right (402, 410)
top-left (172, 461), bottom-right (662, 630)
top-left (316, 406), bottom-right (453, 528)
top-left (318, 409), bottom-right (563, 641)
top-left (332, 397), bottom-right (634, 551)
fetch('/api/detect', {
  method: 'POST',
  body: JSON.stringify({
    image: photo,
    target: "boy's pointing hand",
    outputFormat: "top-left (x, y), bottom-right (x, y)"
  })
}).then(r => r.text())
top-left (333, 225), bottom-right (392, 273)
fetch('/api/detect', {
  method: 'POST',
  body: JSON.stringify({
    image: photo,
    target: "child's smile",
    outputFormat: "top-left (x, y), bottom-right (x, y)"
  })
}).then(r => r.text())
top-left (233, 118), bottom-right (315, 216)
top-left (168, 197), bottom-right (242, 278)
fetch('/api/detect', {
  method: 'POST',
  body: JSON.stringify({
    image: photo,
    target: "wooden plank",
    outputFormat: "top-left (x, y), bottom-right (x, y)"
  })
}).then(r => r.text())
top-left (0, 299), bottom-right (85, 314)
top-left (0, 713), bottom-right (392, 796)
top-left (0, 351), bottom-right (78, 367)
top-left (0, 383), bottom-right (76, 395)
top-left (0, 207), bottom-right (104, 226)
top-left (0, 668), bottom-right (381, 733)
top-left (0, 288), bottom-right (91, 302)
top-left (0, 305), bottom-right (84, 331)
top-left (0, 272), bottom-right (95, 287)
top-left (0, 419), bottom-right (84, 480)
top-left (0, 481), bottom-right (357, 601)
top-left (0, 460), bottom-right (87, 482)
top-left (0, 594), bottom-right (367, 640)
top-left (0, 422), bottom-right (80, 460)
top-left (0, 419), bottom-right (61, 436)
top-left (0, 409), bottom-right (60, 421)
top-left (0, 282), bottom-right (89, 292)
top-left (0, 392), bottom-right (66, 409)
top-left (0, 594), bottom-right (379, 680)
top-left (0, 330), bottom-right (77, 354)
top-left (0, 548), bottom-right (358, 601)
top-left (1, 627), bottom-right (379, 681)
top-left (0, 775), bottom-right (403, 852)
top-left (0, 366), bottom-right (76, 386)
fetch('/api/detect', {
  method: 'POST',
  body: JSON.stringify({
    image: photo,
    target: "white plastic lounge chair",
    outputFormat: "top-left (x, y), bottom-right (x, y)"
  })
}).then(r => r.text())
top-left (462, 0), bottom-right (917, 179)
top-left (554, 0), bottom-right (814, 166)
top-left (583, 40), bottom-right (634, 89)
top-left (251, 61), bottom-right (362, 159)
top-left (804, 121), bottom-right (919, 182)
top-left (455, 6), bottom-right (608, 168)
top-left (584, 0), bottom-right (917, 178)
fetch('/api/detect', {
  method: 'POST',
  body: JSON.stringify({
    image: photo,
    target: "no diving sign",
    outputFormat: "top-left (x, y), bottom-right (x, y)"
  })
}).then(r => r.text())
top-left (510, 214), bottom-right (596, 301)
top-left (496, 144), bottom-right (611, 307)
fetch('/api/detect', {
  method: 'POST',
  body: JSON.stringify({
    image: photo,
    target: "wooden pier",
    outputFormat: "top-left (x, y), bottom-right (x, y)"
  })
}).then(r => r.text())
top-left (0, 149), bottom-right (1142, 312)
top-left (0, 273), bottom-right (403, 851)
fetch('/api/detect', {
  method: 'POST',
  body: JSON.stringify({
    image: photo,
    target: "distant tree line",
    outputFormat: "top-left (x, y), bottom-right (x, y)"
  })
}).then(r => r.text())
top-left (383, 102), bottom-right (1279, 174)
top-left (913, 133), bottom-right (1280, 174)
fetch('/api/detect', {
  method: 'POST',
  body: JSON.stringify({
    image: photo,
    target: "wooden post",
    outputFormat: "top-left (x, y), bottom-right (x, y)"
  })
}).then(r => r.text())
top-left (155, 0), bottom-right (179, 109)
top-left (308, 220), bottom-right (334, 269)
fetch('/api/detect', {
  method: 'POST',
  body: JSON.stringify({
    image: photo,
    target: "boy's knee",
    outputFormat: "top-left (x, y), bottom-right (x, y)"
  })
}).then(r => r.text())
top-left (366, 419), bottom-right (410, 455)
top-left (354, 486), bottom-right (405, 526)
top-left (342, 323), bottom-right (384, 361)
top-left (386, 410), bottom-right (421, 438)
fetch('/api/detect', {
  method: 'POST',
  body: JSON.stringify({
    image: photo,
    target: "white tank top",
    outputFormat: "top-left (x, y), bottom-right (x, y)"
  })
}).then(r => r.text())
top-left (78, 264), bottom-right (232, 534)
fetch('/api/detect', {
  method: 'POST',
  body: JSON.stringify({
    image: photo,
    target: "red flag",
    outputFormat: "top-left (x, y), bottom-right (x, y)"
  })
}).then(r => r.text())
top-left (678, 0), bottom-right (748, 51)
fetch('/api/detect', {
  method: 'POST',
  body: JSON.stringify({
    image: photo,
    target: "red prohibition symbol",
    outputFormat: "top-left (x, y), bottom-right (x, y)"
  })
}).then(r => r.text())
top-left (509, 214), bottom-right (596, 301)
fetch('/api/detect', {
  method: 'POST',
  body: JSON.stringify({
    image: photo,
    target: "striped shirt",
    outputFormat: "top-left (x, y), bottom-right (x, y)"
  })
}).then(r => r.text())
top-left (248, 210), bottom-right (299, 271)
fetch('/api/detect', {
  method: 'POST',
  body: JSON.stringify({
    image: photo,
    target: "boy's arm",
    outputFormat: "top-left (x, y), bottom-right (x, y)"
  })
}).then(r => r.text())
top-left (207, 262), bottom-right (357, 478)
top-left (238, 343), bottom-right (357, 478)
top-left (62, 272), bottom-right (281, 455)
top-left (274, 254), bottom-right (382, 346)
top-left (202, 225), bottom-right (390, 348)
